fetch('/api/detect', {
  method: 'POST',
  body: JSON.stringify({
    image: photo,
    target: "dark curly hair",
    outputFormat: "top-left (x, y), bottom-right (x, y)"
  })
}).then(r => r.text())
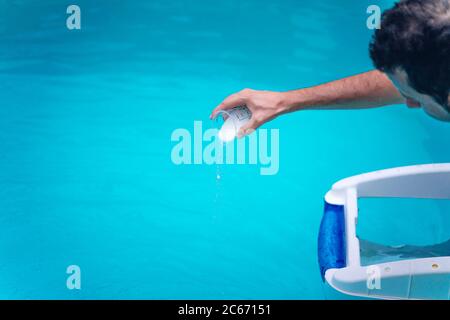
top-left (369, 0), bottom-right (450, 110)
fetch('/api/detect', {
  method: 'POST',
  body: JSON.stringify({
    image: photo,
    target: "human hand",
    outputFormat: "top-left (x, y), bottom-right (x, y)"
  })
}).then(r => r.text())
top-left (210, 89), bottom-right (292, 138)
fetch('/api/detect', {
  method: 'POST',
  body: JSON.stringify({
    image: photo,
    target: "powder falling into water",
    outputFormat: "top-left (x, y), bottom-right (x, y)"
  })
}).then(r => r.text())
top-left (213, 164), bottom-right (223, 224)
top-left (215, 164), bottom-right (222, 202)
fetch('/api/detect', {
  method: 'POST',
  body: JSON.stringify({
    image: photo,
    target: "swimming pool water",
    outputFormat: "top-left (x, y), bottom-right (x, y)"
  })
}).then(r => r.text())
top-left (0, 0), bottom-right (450, 299)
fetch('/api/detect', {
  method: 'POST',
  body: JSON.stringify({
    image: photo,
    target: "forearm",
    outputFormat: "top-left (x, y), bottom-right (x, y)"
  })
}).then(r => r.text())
top-left (283, 70), bottom-right (404, 112)
top-left (211, 70), bottom-right (407, 134)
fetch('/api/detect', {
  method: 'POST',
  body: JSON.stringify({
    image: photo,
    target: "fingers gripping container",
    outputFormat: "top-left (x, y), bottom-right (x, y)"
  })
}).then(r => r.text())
top-left (216, 106), bottom-right (252, 142)
top-left (318, 163), bottom-right (450, 300)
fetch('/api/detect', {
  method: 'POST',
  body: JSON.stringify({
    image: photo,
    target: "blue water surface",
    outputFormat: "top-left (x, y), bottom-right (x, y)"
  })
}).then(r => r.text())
top-left (0, 0), bottom-right (450, 299)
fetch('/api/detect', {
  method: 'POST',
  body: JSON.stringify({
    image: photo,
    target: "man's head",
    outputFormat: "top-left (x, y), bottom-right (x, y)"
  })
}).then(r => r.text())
top-left (370, 0), bottom-right (450, 121)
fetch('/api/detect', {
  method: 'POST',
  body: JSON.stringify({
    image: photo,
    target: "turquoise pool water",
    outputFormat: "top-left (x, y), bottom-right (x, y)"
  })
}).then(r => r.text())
top-left (1, 0), bottom-right (450, 299)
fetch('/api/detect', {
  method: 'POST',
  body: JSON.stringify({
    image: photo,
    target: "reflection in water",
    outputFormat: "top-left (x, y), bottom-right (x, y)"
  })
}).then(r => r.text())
top-left (360, 238), bottom-right (450, 266)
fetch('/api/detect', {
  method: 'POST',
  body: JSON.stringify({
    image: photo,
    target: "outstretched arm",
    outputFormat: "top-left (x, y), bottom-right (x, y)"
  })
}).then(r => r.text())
top-left (211, 70), bottom-right (404, 137)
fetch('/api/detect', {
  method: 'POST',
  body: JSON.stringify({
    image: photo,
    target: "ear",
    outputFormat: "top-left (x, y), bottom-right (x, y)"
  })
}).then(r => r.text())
top-left (445, 94), bottom-right (450, 112)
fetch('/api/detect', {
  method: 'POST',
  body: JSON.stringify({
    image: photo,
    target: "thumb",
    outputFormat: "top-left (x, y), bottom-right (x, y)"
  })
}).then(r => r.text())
top-left (237, 118), bottom-right (259, 138)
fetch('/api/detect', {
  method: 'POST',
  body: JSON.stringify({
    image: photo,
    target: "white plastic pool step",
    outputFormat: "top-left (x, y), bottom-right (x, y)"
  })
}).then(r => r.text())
top-left (326, 257), bottom-right (450, 300)
top-left (319, 163), bottom-right (450, 300)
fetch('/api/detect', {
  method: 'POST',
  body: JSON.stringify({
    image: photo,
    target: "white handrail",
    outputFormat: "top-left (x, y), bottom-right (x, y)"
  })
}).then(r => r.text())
top-left (327, 163), bottom-right (450, 201)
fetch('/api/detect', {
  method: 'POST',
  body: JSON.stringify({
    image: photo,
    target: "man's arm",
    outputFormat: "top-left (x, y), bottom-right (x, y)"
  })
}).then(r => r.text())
top-left (211, 70), bottom-right (405, 137)
top-left (285, 70), bottom-right (404, 110)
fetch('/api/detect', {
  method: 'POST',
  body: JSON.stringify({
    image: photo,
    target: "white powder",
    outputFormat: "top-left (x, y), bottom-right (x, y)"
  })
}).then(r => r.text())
top-left (218, 117), bottom-right (236, 142)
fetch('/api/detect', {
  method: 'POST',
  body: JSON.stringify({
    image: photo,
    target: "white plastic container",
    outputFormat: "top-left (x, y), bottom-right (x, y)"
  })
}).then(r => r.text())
top-left (216, 106), bottom-right (252, 142)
